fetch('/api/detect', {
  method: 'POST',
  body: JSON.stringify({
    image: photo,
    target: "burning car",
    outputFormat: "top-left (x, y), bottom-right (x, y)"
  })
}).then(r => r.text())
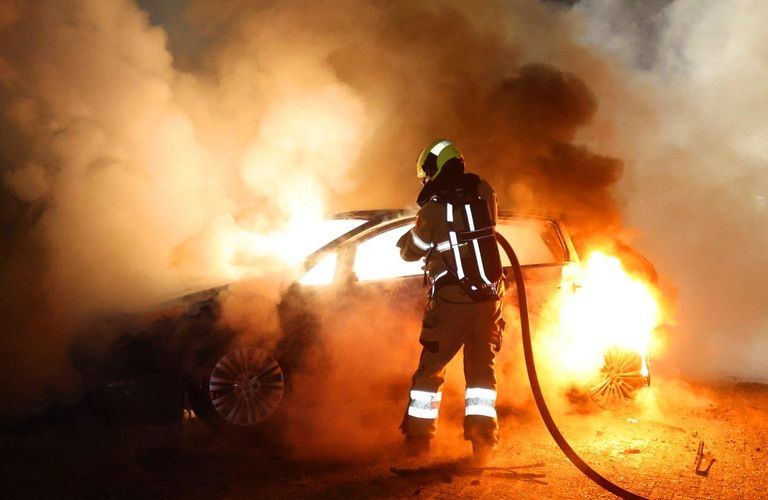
top-left (76, 209), bottom-right (655, 432)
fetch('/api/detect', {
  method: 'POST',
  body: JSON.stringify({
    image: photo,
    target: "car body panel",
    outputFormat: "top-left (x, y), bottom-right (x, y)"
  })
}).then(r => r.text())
top-left (78, 208), bottom-right (583, 427)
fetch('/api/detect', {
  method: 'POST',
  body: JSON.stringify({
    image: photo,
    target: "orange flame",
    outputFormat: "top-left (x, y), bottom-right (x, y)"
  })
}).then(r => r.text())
top-left (551, 251), bottom-right (662, 382)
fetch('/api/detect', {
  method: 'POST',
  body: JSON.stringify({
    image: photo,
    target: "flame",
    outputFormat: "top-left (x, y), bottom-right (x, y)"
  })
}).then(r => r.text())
top-left (231, 207), bottom-right (326, 266)
top-left (227, 208), bottom-right (368, 277)
top-left (545, 251), bottom-right (662, 383)
top-left (301, 222), bottom-right (423, 286)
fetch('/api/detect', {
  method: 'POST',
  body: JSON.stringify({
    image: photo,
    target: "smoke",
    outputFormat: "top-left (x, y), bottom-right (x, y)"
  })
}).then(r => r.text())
top-left (575, 0), bottom-right (768, 381)
top-left (0, 0), bottom-right (371, 411)
top-left (0, 0), bottom-right (627, 415)
top-left (177, 0), bottom-right (632, 459)
top-left (3, 0), bottom-right (759, 466)
top-left (273, 285), bottom-right (424, 460)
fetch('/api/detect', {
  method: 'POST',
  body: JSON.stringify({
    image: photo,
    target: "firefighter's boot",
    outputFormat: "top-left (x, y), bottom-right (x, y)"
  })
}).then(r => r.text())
top-left (471, 438), bottom-right (496, 465)
top-left (403, 435), bottom-right (431, 458)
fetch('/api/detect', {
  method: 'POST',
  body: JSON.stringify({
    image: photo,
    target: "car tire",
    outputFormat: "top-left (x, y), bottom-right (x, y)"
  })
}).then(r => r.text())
top-left (587, 346), bottom-right (648, 410)
top-left (186, 339), bottom-right (290, 433)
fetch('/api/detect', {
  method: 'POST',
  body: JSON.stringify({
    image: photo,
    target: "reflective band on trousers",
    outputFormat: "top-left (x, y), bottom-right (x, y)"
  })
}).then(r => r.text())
top-left (465, 387), bottom-right (497, 418)
top-left (411, 231), bottom-right (432, 251)
top-left (408, 390), bottom-right (442, 419)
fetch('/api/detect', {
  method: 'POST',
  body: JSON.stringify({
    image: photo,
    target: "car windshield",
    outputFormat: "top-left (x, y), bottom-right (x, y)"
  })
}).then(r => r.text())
top-left (307, 218), bottom-right (368, 253)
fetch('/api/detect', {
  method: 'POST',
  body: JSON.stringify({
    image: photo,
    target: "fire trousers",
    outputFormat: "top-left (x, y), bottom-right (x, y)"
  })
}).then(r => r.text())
top-left (402, 293), bottom-right (504, 443)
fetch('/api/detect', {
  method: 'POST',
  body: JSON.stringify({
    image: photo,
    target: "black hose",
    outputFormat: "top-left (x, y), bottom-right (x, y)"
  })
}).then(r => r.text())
top-left (496, 234), bottom-right (647, 500)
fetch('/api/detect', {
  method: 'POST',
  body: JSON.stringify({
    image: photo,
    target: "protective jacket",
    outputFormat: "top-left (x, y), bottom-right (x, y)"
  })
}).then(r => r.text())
top-left (400, 171), bottom-right (504, 303)
top-left (399, 168), bottom-right (505, 445)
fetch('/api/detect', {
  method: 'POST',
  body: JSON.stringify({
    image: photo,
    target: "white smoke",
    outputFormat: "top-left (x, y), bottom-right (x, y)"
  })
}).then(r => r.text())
top-left (0, 0), bottom-right (369, 317)
top-left (576, 0), bottom-right (768, 380)
top-left (0, 0), bottom-right (370, 410)
top-left (8, 0), bottom-right (755, 419)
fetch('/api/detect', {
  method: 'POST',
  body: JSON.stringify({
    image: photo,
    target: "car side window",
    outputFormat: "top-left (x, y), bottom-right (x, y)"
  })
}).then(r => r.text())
top-left (299, 252), bottom-right (338, 285)
top-left (496, 220), bottom-right (566, 266)
top-left (353, 224), bottom-right (424, 282)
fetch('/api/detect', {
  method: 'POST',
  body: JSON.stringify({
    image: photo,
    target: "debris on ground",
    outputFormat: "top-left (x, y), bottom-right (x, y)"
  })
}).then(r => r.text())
top-left (694, 440), bottom-right (716, 476)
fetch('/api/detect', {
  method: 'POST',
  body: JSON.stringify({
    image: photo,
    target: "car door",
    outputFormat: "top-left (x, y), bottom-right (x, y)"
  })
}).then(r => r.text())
top-left (345, 220), bottom-right (427, 314)
top-left (496, 217), bottom-right (572, 318)
top-left (306, 220), bottom-right (427, 400)
top-left (287, 218), bottom-right (428, 347)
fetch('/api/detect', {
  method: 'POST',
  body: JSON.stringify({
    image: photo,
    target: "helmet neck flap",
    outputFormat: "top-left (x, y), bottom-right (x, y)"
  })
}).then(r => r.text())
top-left (416, 165), bottom-right (480, 207)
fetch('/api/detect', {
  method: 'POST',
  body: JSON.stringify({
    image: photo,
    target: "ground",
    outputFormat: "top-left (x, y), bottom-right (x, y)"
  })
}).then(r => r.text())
top-left (2, 378), bottom-right (767, 500)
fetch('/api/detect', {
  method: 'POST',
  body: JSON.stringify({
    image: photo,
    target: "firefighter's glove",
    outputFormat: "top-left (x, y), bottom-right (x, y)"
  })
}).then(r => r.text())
top-left (396, 230), bottom-right (410, 249)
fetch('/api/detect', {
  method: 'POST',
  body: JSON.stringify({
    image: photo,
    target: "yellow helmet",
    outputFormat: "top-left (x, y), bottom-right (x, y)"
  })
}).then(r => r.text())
top-left (416, 139), bottom-right (463, 183)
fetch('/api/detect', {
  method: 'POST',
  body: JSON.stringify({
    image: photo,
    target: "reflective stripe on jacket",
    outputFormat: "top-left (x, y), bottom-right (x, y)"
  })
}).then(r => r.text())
top-left (400, 178), bottom-right (498, 302)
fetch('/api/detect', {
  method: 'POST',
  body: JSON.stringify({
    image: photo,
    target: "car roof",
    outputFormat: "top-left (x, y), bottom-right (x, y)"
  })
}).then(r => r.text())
top-left (164, 208), bottom-right (568, 309)
top-left (331, 209), bottom-right (415, 222)
top-left (330, 208), bottom-right (561, 223)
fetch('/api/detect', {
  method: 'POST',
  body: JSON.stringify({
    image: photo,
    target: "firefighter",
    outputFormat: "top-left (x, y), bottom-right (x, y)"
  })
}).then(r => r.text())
top-left (397, 139), bottom-right (505, 463)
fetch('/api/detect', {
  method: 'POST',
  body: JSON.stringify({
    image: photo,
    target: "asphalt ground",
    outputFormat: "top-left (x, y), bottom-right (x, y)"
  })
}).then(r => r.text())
top-left (2, 378), bottom-right (767, 500)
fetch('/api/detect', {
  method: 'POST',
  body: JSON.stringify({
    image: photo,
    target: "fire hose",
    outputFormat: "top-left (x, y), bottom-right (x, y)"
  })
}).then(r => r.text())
top-left (496, 234), bottom-right (647, 500)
